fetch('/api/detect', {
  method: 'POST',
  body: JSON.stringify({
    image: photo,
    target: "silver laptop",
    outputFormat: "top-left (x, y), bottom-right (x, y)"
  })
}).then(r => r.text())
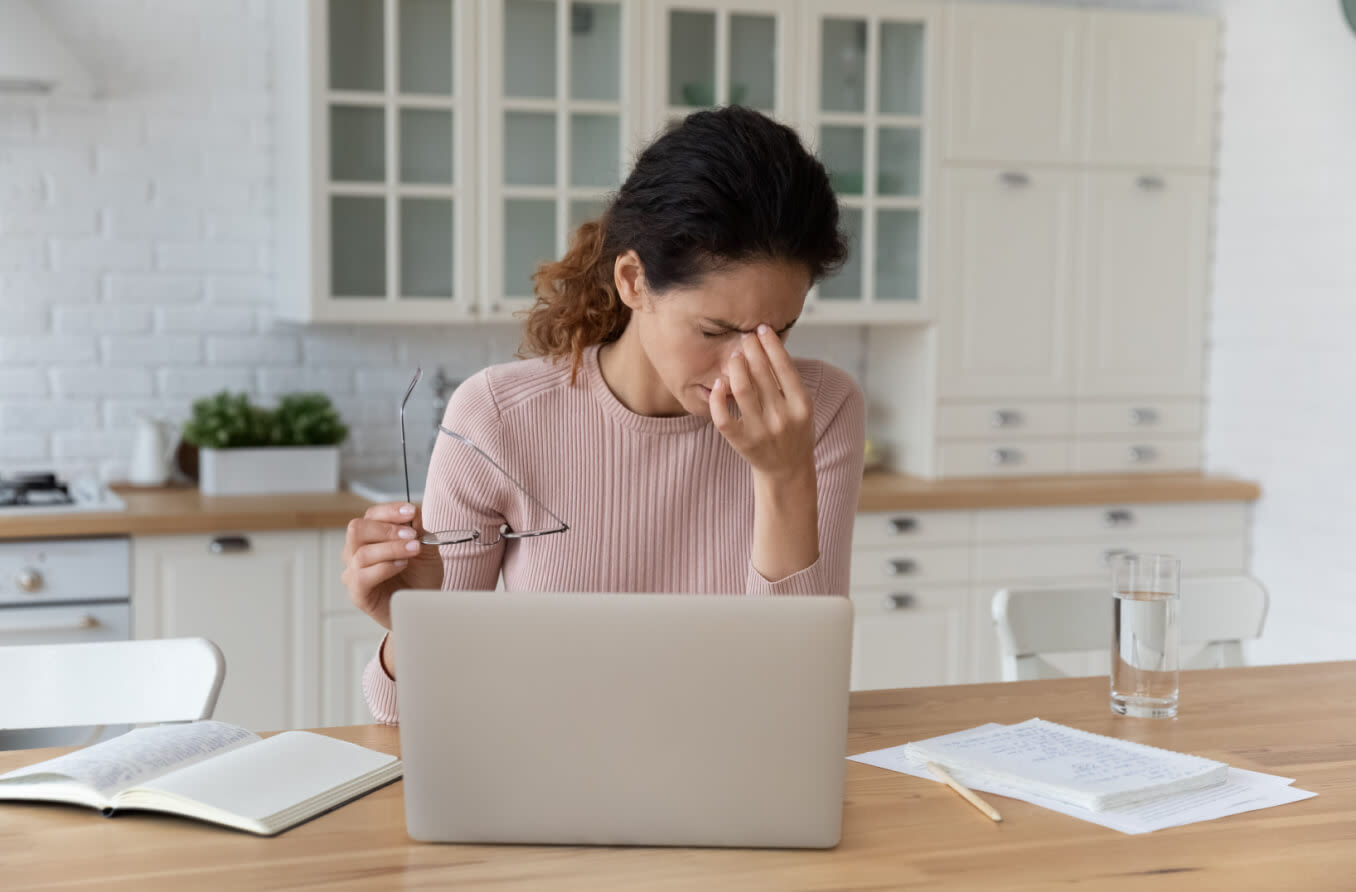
top-left (390, 590), bottom-right (854, 848)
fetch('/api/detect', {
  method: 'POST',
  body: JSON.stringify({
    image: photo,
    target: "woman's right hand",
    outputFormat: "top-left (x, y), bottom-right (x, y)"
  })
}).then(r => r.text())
top-left (342, 502), bottom-right (444, 630)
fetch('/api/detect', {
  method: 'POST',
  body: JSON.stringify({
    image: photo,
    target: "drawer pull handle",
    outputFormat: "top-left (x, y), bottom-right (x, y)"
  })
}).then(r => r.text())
top-left (1129, 407), bottom-right (1159, 426)
top-left (209, 536), bottom-right (252, 555)
top-left (886, 593), bottom-right (917, 610)
top-left (1000, 171), bottom-right (1030, 187)
top-left (1105, 509), bottom-right (1135, 528)
top-left (888, 516), bottom-right (918, 535)
top-left (1128, 446), bottom-right (1158, 463)
top-left (1105, 548), bottom-right (1132, 566)
top-left (1136, 174), bottom-right (1166, 191)
top-left (885, 559), bottom-right (917, 577)
top-left (990, 409), bottom-right (1023, 429)
top-left (990, 448), bottom-right (1023, 466)
top-left (0, 613), bottom-right (97, 634)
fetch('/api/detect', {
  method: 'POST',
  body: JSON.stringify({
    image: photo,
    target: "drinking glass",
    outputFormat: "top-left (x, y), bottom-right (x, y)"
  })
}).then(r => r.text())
top-left (1110, 553), bottom-right (1181, 718)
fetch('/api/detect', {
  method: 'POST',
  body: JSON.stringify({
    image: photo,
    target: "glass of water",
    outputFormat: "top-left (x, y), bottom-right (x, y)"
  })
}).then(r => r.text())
top-left (1110, 553), bottom-right (1181, 718)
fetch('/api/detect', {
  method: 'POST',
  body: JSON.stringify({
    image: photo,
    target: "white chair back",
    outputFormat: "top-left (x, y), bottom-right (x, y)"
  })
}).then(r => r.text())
top-left (991, 575), bottom-right (1269, 681)
top-left (0, 637), bottom-right (225, 730)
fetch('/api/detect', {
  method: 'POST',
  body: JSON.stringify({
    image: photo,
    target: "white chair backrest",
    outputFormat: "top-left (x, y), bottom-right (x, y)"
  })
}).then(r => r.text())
top-left (991, 575), bottom-right (1269, 682)
top-left (0, 637), bottom-right (225, 730)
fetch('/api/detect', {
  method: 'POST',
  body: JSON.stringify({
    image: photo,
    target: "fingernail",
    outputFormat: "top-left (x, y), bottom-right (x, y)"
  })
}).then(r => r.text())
top-left (731, 350), bottom-right (742, 360)
top-left (757, 324), bottom-right (770, 335)
top-left (399, 504), bottom-right (415, 515)
top-left (394, 559), bottom-right (408, 568)
top-left (397, 527), bottom-right (416, 539)
top-left (713, 378), bottom-right (722, 390)
top-left (405, 539), bottom-right (420, 552)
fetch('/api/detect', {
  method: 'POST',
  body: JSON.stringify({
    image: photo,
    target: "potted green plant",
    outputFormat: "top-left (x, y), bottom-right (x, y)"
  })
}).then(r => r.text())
top-left (183, 391), bottom-right (349, 496)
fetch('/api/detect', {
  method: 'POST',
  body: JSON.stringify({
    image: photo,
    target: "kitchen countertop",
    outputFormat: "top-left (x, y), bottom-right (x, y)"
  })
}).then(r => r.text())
top-left (0, 472), bottom-right (1260, 540)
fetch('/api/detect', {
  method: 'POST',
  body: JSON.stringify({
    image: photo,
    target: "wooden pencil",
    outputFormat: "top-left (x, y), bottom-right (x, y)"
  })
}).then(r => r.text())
top-left (926, 761), bottom-right (1003, 823)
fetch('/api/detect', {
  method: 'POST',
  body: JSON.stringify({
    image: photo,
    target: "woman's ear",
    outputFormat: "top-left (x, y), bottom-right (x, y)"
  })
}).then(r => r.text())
top-left (614, 250), bottom-right (648, 312)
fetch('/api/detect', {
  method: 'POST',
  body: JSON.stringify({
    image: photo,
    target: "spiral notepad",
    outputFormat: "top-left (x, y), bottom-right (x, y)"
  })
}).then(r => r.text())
top-left (902, 719), bottom-right (1228, 812)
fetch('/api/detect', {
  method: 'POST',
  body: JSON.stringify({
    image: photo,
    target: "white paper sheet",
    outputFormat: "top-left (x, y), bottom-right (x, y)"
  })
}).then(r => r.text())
top-left (850, 726), bottom-right (1316, 834)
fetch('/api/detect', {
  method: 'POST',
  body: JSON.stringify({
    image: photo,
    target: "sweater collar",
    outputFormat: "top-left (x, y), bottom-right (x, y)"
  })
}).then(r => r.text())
top-left (584, 344), bottom-right (709, 435)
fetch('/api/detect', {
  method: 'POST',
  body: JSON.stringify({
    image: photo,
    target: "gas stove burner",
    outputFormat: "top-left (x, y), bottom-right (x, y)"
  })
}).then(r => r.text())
top-left (0, 472), bottom-right (76, 508)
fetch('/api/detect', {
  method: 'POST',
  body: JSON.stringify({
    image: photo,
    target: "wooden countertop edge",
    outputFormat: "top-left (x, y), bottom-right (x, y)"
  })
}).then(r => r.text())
top-left (0, 473), bottom-right (1261, 540)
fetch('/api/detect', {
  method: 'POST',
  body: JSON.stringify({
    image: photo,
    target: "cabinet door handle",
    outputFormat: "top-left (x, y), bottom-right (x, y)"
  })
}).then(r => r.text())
top-left (885, 558), bottom-right (917, 577)
top-left (885, 593), bottom-right (917, 610)
top-left (1000, 171), bottom-right (1030, 187)
top-left (1136, 174), bottom-right (1166, 191)
top-left (1129, 407), bottom-right (1159, 426)
top-left (990, 448), bottom-right (1023, 466)
top-left (1105, 548), bottom-right (1132, 566)
top-left (887, 516), bottom-right (918, 535)
top-left (0, 612), bottom-right (97, 633)
top-left (208, 535), bottom-right (252, 554)
top-left (1128, 446), bottom-right (1158, 464)
top-left (990, 409), bottom-right (1023, 429)
top-left (1105, 509), bottom-right (1135, 528)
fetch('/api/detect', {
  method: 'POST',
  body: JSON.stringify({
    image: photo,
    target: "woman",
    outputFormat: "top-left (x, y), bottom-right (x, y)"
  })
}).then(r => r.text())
top-left (343, 106), bottom-right (865, 724)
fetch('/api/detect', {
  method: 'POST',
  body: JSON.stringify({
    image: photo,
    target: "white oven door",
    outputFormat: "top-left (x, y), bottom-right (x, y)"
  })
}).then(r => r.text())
top-left (0, 601), bottom-right (131, 751)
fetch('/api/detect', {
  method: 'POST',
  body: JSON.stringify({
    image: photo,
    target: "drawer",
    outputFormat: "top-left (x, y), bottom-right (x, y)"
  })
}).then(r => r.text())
top-left (853, 510), bottom-right (973, 547)
top-left (1075, 399), bottom-right (1201, 437)
top-left (936, 441), bottom-right (1071, 478)
top-left (974, 536), bottom-right (1247, 583)
top-left (850, 543), bottom-right (971, 588)
top-left (936, 400), bottom-right (1074, 440)
top-left (1074, 437), bottom-right (1202, 473)
top-left (976, 502), bottom-right (1248, 542)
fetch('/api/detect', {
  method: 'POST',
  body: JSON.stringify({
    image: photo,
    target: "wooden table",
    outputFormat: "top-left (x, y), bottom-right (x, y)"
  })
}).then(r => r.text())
top-left (2, 662), bottom-right (1352, 891)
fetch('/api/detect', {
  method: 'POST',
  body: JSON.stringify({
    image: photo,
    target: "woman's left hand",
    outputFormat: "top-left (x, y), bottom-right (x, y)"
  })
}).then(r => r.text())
top-left (710, 324), bottom-right (815, 480)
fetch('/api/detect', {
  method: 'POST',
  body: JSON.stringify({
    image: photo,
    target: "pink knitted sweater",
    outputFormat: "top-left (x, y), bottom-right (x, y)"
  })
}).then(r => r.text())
top-left (362, 344), bottom-right (865, 723)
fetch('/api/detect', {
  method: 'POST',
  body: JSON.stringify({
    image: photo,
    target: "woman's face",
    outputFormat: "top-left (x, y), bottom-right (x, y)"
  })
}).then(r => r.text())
top-left (619, 256), bottom-right (811, 418)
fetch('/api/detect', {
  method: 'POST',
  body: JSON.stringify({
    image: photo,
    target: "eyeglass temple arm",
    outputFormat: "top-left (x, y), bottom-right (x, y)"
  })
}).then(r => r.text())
top-left (437, 425), bottom-right (569, 531)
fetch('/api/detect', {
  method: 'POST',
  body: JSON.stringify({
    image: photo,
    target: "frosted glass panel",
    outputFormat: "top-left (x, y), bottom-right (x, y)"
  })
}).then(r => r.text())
top-left (570, 3), bottom-right (621, 101)
top-left (820, 19), bottom-right (866, 113)
top-left (879, 22), bottom-right (925, 116)
top-left (505, 0), bottom-right (557, 99)
top-left (505, 112), bottom-right (557, 186)
top-left (329, 0), bottom-right (384, 92)
top-left (670, 10), bottom-right (716, 107)
top-left (819, 207), bottom-right (862, 300)
top-left (820, 126), bottom-right (865, 196)
top-left (399, 0), bottom-right (454, 95)
top-left (569, 198), bottom-right (607, 236)
top-left (876, 209), bottom-right (919, 301)
top-left (729, 15), bottom-right (775, 110)
top-left (877, 127), bottom-right (922, 196)
top-left (400, 109), bottom-right (453, 184)
top-left (570, 114), bottom-right (620, 187)
top-left (504, 200), bottom-right (557, 297)
top-left (400, 198), bottom-right (454, 298)
top-left (330, 105), bottom-right (385, 182)
top-left (331, 197), bottom-right (386, 297)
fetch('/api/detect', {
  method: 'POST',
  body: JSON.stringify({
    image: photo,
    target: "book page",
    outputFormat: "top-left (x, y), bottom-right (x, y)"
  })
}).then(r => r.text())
top-left (0, 722), bottom-right (258, 798)
top-left (124, 731), bottom-right (398, 827)
top-left (903, 719), bottom-right (1224, 806)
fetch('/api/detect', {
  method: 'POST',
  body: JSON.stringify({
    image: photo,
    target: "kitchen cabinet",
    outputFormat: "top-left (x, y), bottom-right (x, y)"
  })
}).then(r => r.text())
top-left (274, 0), bottom-right (480, 323)
top-left (800, 0), bottom-right (942, 321)
top-left (131, 530), bottom-right (322, 732)
top-left (319, 527), bottom-right (385, 726)
top-left (848, 501), bottom-right (1250, 691)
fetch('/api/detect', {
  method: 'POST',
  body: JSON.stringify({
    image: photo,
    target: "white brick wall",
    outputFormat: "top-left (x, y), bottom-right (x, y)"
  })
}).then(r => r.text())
top-left (1205, 0), bottom-right (1356, 665)
top-left (0, 0), bottom-right (867, 482)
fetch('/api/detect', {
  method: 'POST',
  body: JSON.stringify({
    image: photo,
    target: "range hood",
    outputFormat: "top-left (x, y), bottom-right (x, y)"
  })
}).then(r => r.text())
top-left (0, 0), bottom-right (93, 97)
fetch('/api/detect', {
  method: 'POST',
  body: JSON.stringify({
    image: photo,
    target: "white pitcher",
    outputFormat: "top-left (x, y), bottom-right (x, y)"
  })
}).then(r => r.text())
top-left (129, 414), bottom-right (179, 486)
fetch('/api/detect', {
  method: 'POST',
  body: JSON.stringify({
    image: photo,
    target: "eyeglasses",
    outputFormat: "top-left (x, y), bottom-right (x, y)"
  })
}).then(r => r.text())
top-left (401, 368), bottom-right (570, 547)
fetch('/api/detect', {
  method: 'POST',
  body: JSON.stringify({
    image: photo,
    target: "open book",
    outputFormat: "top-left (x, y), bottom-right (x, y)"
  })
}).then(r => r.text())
top-left (0, 721), bottom-right (402, 835)
top-left (903, 719), bottom-right (1228, 812)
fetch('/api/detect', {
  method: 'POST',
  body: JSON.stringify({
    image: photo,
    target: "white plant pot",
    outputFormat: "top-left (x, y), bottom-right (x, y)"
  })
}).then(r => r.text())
top-left (198, 446), bottom-right (340, 496)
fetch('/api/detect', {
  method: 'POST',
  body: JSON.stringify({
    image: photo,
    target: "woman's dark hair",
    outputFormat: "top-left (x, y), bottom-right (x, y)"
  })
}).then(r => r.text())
top-left (520, 105), bottom-right (848, 380)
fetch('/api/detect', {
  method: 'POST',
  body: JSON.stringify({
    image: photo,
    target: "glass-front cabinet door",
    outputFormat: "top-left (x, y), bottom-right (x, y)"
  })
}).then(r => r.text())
top-left (802, 0), bottom-right (941, 322)
top-left (313, 0), bottom-right (478, 321)
top-left (484, 0), bottom-right (643, 318)
top-left (649, 0), bottom-right (795, 133)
